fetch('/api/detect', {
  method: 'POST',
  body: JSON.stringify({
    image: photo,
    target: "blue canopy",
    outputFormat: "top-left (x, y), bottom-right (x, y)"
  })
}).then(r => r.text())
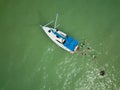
top-left (64, 36), bottom-right (79, 51)
top-left (51, 29), bottom-right (79, 51)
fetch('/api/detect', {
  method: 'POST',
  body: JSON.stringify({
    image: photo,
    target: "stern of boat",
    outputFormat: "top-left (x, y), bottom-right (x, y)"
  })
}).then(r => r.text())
top-left (74, 45), bottom-right (79, 53)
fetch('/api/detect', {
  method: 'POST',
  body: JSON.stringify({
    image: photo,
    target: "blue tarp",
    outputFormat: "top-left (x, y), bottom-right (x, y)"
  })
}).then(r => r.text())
top-left (51, 29), bottom-right (79, 51)
top-left (64, 36), bottom-right (79, 51)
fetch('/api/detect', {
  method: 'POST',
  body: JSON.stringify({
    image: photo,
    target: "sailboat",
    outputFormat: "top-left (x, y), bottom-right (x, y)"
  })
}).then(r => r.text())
top-left (40, 14), bottom-right (79, 53)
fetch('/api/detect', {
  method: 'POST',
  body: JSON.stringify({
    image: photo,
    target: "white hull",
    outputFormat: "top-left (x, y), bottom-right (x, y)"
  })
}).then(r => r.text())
top-left (42, 26), bottom-right (79, 53)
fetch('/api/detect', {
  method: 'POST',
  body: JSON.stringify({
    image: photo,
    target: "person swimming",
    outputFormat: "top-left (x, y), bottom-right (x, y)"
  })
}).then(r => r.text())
top-left (100, 70), bottom-right (105, 76)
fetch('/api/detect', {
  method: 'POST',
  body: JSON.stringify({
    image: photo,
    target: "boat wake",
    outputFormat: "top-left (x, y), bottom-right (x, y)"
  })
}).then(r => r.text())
top-left (55, 40), bottom-right (118, 90)
top-left (38, 40), bottom-right (118, 90)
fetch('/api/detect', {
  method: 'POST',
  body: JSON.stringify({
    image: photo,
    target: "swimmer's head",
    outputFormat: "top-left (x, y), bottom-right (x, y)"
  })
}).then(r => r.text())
top-left (100, 70), bottom-right (105, 76)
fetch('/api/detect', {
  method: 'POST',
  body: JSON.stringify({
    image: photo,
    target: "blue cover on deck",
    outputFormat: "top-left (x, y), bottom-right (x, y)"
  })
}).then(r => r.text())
top-left (64, 36), bottom-right (79, 51)
top-left (51, 29), bottom-right (79, 51)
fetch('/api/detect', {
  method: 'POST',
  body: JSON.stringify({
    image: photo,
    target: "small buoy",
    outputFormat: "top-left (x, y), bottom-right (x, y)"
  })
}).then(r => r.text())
top-left (100, 70), bottom-right (105, 76)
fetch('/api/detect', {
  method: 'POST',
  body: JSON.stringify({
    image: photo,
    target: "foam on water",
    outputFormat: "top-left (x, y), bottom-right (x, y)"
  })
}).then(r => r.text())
top-left (54, 42), bottom-right (118, 90)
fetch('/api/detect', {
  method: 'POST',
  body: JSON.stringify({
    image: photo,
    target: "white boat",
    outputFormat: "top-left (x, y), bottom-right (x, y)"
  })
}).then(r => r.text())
top-left (40, 14), bottom-right (79, 53)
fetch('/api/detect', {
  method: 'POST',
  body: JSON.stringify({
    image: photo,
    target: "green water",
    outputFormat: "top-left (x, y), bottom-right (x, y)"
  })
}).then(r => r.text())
top-left (0, 0), bottom-right (120, 90)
